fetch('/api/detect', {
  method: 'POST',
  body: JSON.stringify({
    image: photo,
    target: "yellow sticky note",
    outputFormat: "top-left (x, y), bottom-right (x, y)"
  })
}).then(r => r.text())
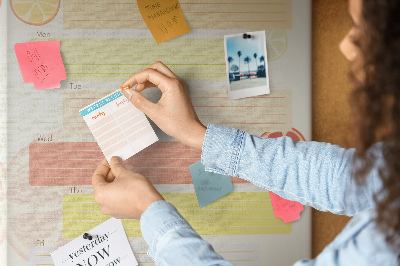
top-left (137, 0), bottom-right (191, 44)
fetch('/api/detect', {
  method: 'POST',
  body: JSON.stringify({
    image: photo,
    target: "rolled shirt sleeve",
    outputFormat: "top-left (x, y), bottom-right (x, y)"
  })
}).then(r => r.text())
top-left (140, 200), bottom-right (234, 265)
top-left (139, 124), bottom-right (394, 265)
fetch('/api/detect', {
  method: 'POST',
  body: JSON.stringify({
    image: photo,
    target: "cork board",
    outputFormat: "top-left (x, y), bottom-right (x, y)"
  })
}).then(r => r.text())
top-left (312, 0), bottom-right (353, 258)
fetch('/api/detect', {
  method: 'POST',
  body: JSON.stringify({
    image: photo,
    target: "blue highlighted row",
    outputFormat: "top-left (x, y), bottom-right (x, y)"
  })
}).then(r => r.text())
top-left (80, 91), bottom-right (123, 116)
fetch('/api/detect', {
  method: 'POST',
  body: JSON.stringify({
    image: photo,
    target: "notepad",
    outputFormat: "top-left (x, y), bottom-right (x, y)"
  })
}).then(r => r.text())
top-left (79, 90), bottom-right (158, 162)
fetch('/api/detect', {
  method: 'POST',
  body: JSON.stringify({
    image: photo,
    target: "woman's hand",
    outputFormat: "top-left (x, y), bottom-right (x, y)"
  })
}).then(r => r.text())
top-left (120, 61), bottom-right (206, 151)
top-left (91, 156), bottom-right (164, 219)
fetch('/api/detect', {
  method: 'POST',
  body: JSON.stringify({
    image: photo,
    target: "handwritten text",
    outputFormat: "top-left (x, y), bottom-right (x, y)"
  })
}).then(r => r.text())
top-left (92, 112), bottom-right (105, 120)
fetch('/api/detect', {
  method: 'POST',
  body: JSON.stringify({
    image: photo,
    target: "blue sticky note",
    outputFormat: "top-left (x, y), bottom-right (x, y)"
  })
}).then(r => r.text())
top-left (189, 160), bottom-right (233, 208)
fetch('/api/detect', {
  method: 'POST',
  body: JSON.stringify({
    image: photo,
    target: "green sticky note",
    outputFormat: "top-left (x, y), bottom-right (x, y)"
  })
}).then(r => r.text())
top-left (189, 160), bottom-right (233, 208)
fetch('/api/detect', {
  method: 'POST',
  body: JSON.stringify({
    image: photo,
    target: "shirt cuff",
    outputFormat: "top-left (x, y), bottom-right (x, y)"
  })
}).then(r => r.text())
top-left (201, 124), bottom-right (245, 176)
top-left (140, 200), bottom-right (192, 260)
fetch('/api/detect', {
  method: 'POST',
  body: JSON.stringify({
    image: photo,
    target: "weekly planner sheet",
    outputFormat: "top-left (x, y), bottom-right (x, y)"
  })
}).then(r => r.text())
top-left (79, 90), bottom-right (158, 162)
top-left (1, 0), bottom-right (312, 265)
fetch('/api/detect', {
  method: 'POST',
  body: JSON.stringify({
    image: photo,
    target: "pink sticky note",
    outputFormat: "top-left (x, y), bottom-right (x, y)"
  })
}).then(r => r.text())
top-left (14, 41), bottom-right (66, 90)
top-left (269, 191), bottom-right (304, 223)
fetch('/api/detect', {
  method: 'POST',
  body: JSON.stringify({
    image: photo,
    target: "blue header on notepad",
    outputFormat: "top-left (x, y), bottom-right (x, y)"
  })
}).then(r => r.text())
top-left (80, 91), bottom-right (123, 116)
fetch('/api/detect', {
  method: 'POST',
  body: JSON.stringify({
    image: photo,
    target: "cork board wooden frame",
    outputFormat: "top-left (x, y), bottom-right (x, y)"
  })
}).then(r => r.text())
top-left (312, 0), bottom-right (353, 258)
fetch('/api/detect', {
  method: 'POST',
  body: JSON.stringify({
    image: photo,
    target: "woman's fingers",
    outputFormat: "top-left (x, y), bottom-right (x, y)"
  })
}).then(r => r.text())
top-left (135, 81), bottom-right (157, 92)
top-left (121, 88), bottom-right (158, 119)
top-left (120, 68), bottom-right (173, 93)
top-left (147, 61), bottom-right (178, 79)
top-left (91, 159), bottom-right (110, 189)
top-left (121, 61), bottom-right (180, 92)
top-left (105, 168), bottom-right (116, 183)
top-left (118, 62), bottom-right (206, 151)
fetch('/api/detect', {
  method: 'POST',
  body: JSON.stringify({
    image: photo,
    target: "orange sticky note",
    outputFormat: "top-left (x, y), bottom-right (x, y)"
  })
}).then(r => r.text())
top-left (269, 191), bottom-right (304, 223)
top-left (14, 41), bottom-right (66, 90)
top-left (137, 0), bottom-right (191, 44)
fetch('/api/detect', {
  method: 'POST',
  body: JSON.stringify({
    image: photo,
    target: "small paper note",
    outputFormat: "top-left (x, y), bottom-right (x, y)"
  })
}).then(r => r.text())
top-left (137, 0), bottom-right (191, 44)
top-left (14, 41), bottom-right (66, 90)
top-left (269, 191), bottom-right (304, 223)
top-left (80, 90), bottom-right (158, 162)
top-left (51, 218), bottom-right (138, 266)
top-left (189, 161), bottom-right (233, 208)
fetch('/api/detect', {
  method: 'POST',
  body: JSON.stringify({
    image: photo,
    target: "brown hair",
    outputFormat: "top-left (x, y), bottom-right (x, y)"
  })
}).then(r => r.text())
top-left (350, 0), bottom-right (400, 252)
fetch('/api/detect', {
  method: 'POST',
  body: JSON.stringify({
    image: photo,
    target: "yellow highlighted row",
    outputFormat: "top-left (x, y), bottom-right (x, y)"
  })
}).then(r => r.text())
top-left (63, 192), bottom-right (291, 238)
top-left (31, 38), bottom-right (226, 82)
top-left (63, 0), bottom-right (292, 30)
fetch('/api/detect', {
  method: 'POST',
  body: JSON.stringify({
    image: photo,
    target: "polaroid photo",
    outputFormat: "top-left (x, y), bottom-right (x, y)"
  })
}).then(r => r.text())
top-left (224, 31), bottom-right (270, 100)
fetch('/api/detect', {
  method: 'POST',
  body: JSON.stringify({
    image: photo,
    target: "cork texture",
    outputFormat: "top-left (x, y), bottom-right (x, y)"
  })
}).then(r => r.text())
top-left (312, 0), bottom-right (353, 258)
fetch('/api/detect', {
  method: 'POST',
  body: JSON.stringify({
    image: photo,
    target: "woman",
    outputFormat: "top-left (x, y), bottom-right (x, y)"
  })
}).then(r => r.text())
top-left (91, 0), bottom-right (400, 264)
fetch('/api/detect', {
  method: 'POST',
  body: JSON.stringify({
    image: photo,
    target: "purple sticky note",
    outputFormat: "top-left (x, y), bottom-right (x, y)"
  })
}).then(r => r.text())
top-left (14, 41), bottom-right (66, 90)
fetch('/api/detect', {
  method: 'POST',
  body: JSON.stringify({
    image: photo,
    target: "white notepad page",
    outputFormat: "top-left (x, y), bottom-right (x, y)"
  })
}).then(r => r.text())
top-left (80, 90), bottom-right (158, 162)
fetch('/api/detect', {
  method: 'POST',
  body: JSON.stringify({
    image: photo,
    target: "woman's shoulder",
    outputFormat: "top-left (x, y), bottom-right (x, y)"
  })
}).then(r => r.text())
top-left (322, 209), bottom-right (399, 265)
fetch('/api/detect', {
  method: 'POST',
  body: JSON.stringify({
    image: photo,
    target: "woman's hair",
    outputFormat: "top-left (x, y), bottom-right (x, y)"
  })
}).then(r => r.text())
top-left (350, 0), bottom-right (400, 252)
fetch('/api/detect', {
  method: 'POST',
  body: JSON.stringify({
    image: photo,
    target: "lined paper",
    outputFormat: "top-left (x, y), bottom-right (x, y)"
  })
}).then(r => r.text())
top-left (63, 0), bottom-right (292, 30)
top-left (63, 192), bottom-right (291, 238)
top-left (32, 38), bottom-right (226, 82)
top-left (64, 89), bottom-right (291, 135)
top-left (30, 244), bottom-right (260, 266)
top-left (29, 141), bottom-right (249, 186)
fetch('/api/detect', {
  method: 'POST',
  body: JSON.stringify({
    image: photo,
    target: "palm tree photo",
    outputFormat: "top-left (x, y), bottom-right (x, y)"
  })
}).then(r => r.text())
top-left (253, 53), bottom-right (258, 73)
top-left (260, 55), bottom-right (265, 71)
top-left (225, 32), bottom-right (268, 91)
top-left (244, 56), bottom-right (251, 77)
top-left (237, 51), bottom-right (242, 76)
top-left (227, 56), bottom-right (233, 73)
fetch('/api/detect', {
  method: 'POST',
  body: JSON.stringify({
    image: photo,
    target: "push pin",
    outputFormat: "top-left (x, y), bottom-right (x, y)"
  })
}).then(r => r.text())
top-left (242, 33), bottom-right (252, 39)
top-left (83, 233), bottom-right (94, 240)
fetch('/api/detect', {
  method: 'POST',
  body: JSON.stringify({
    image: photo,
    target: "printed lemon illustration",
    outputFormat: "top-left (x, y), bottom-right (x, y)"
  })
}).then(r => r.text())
top-left (265, 30), bottom-right (288, 62)
top-left (7, 144), bottom-right (64, 260)
top-left (10, 0), bottom-right (60, 26)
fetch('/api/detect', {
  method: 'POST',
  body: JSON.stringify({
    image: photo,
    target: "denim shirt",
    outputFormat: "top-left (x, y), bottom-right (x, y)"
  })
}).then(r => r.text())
top-left (140, 124), bottom-right (399, 265)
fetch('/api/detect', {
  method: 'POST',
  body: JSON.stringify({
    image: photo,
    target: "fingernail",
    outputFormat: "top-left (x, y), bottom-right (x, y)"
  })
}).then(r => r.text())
top-left (124, 89), bottom-right (133, 100)
top-left (121, 85), bottom-right (130, 92)
top-left (110, 156), bottom-right (122, 165)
